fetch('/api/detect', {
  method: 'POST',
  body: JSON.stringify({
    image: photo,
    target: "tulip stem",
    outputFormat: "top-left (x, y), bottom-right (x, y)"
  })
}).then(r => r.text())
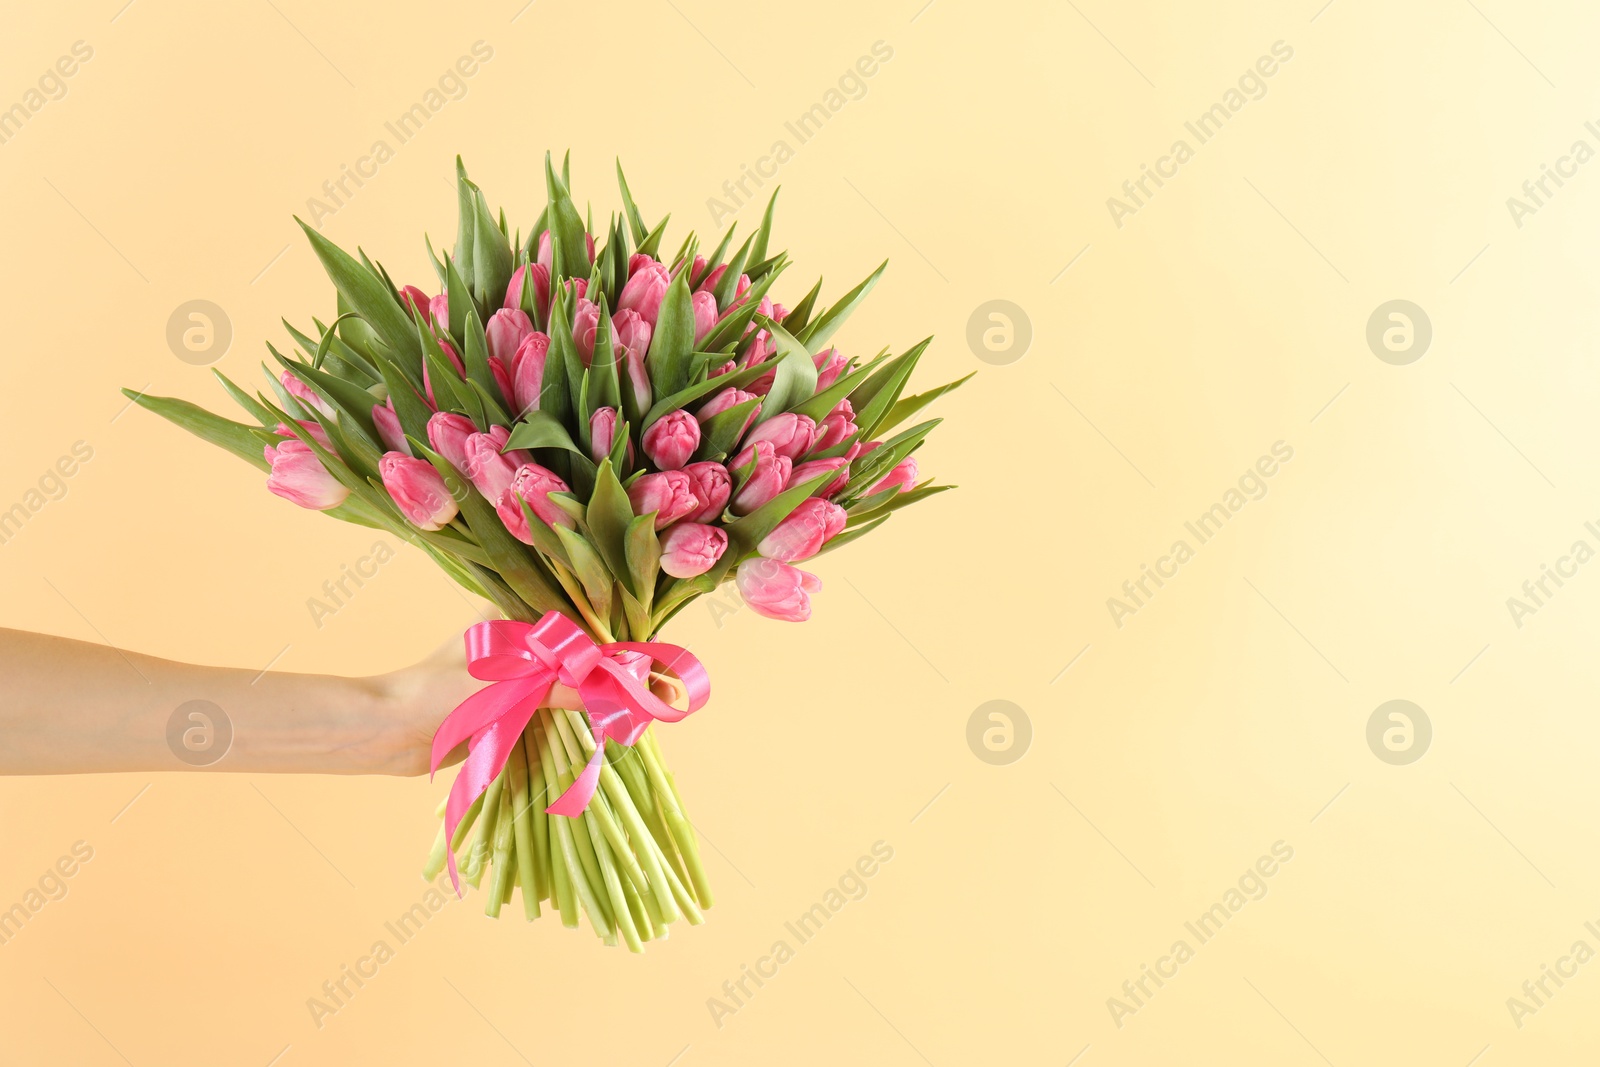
top-left (506, 735), bottom-right (540, 920)
top-left (531, 724), bottom-right (579, 929)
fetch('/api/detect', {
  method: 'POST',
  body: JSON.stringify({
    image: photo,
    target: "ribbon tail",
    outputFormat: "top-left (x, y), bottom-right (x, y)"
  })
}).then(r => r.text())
top-left (440, 690), bottom-right (547, 895)
top-left (546, 729), bottom-right (605, 817)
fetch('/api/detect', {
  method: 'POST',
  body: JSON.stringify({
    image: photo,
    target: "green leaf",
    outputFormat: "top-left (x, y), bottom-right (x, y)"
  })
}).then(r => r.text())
top-left (647, 272), bottom-right (697, 399)
top-left (852, 338), bottom-right (931, 440)
top-left (296, 218), bottom-right (423, 374)
top-left (818, 513), bottom-right (891, 554)
top-left (212, 370), bottom-right (275, 426)
top-left (753, 318), bottom-right (818, 421)
top-left (544, 152), bottom-right (590, 283)
top-left (701, 224), bottom-right (738, 283)
top-left (589, 298), bottom-right (620, 413)
top-left (797, 259), bottom-right (886, 353)
top-left (636, 212), bottom-right (670, 259)
top-left (540, 297), bottom-right (577, 429)
top-left (781, 276), bottom-right (823, 333)
top-left (695, 263), bottom-right (785, 354)
top-left (747, 187), bottom-right (780, 273)
top-left (846, 481), bottom-right (951, 524)
top-left (453, 157), bottom-right (477, 283)
top-left (878, 372), bottom-right (974, 436)
top-left (445, 253), bottom-right (472, 344)
top-left (554, 525), bottom-right (613, 620)
top-left (504, 410), bottom-right (584, 453)
top-left (123, 390), bottom-right (270, 471)
top-left (616, 158), bottom-right (649, 243)
top-left (712, 235), bottom-right (753, 310)
top-left (623, 514), bottom-right (661, 608)
top-left (585, 460), bottom-right (634, 588)
top-left (471, 185), bottom-right (513, 317)
top-left (375, 358), bottom-right (433, 445)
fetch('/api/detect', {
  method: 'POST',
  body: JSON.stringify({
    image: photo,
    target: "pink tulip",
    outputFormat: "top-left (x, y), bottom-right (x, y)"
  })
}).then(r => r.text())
top-left (709, 359), bottom-right (736, 378)
top-left (264, 439), bottom-right (348, 511)
top-left (572, 298), bottom-right (601, 366)
top-left (462, 427), bottom-right (529, 502)
top-left (643, 410), bottom-right (700, 471)
top-left (736, 558), bottom-right (821, 622)
top-left (627, 470), bottom-right (700, 529)
top-left (613, 309), bottom-right (652, 363)
top-left (280, 372), bottom-right (334, 419)
top-left (487, 356), bottom-right (514, 411)
top-left (486, 308), bottom-right (533, 367)
top-left (659, 523), bottom-right (728, 578)
top-left (697, 388), bottom-right (760, 438)
top-left (380, 452), bottom-right (458, 531)
top-left (742, 413), bottom-right (816, 460)
top-left (731, 441), bottom-right (790, 515)
top-left (511, 332), bottom-right (550, 416)
top-left (757, 497), bottom-right (847, 562)
top-left (426, 412), bottom-right (477, 471)
top-left (627, 253), bottom-right (656, 278)
top-left (566, 277), bottom-right (589, 302)
top-left (814, 347), bottom-right (848, 391)
top-left (791, 455), bottom-right (851, 497)
top-left (372, 400), bottom-right (409, 455)
top-left (505, 263), bottom-right (551, 317)
top-left (618, 262), bottom-right (670, 325)
top-left (868, 457), bottom-right (919, 496)
top-left (401, 285), bottom-right (431, 320)
top-left (589, 407), bottom-right (620, 464)
top-left (815, 399), bottom-right (857, 451)
top-left (498, 462), bottom-right (574, 540)
top-left (692, 291), bottom-right (719, 342)
top-left (428, 293), bottom-right (449, 331)
top-left (682, 462), bottom-right (731, 523)
top-left (689, 255), bottom-right (711, 288)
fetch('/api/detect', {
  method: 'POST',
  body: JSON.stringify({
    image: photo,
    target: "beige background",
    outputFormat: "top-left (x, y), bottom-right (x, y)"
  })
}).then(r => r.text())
top-left (3, 0), bottom-right (1599, 1062)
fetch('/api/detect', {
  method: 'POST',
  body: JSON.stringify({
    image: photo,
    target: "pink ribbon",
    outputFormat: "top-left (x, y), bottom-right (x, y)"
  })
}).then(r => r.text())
top-left (428, 612), bottom-right (709, 892)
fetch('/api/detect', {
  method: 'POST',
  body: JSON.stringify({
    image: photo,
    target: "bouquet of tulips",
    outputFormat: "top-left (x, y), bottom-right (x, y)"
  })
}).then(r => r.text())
top-left (127, 155), bottom-right (965, 950)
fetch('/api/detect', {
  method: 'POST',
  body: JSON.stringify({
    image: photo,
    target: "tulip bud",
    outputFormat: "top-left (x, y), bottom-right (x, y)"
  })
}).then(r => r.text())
top-left (813, 347), bottom-right (848, 391)
top-left (815, 399), bottom-right (858, 451)
top-left (757, 497), bottom-right (847, 562)
top-left (618, 262), bottom-right (670, 326)
top-left (537, 231), bottom-right (553, 272)
top-left (380, 453), bottom-right (458, 530)
top-left (742, 412), bottom-right (816, 460)
top-left (511, 332), bottom-right (551, 417)
top-left (573, 298), bottom-right (601, 366)
top-left (372, 400), bottom-right (409, 455)
top-left (280, 372), bottom-right (334, 419)
top-left (689, 255), bottom-right (712, 288)
top-left (868, 457), bottom-right (919, 496)
top-left (735, 557), bottom-right (822, 622)
top-left (462, 427), bottom-right (530, 502)
top-left (709, 359), bottom-right (736, 378)
top-left (422, 340), bottom-right (465, 408)
top-left (488, 356), bottom-right (514, 411)
top-left (790, 455), bottom-right (851, 497)
top-left (486, 308), bottom-right (533, 367)
top-left (505, 262), bottom-right (551, 318)
top-left (589, 407), bottom-right (620, 464)
top-left (427, 411), bottom-right (477, 472)
top-left (627, 470), bottom-right (700, 529)
top-left (627, 252), bottom-right (656, 278)
top-left (692, 290), bottom-right (719, 343)
top-left (731, 441), bottom-right (791, 515)
top-left (400, 285), bottom-right (431, 320)
top-left (264, 440), bottom-right (348, 511)
top-left (682, 461), bottom-right (732, 523)
top-left (497, 462), bottom-right (574, 541)
top-left (659, 523), bottom-right (728, 578)
top-left (428, 293), bottom-right (449, 331)
top-left (613, 309), bottom-right (652, 363)
top-left (642, 410), bottom-right (700, 471)
top-left (697, 388), bottom-right (760, 439)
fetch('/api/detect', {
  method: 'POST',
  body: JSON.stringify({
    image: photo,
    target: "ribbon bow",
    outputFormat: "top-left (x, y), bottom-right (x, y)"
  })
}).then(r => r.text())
top-left (428, 612), bottom-right (709, 891)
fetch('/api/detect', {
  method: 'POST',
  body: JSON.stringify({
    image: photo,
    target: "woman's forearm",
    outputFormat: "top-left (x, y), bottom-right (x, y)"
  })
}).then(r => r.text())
top-left (0, 627), bottom-right (417, 775)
